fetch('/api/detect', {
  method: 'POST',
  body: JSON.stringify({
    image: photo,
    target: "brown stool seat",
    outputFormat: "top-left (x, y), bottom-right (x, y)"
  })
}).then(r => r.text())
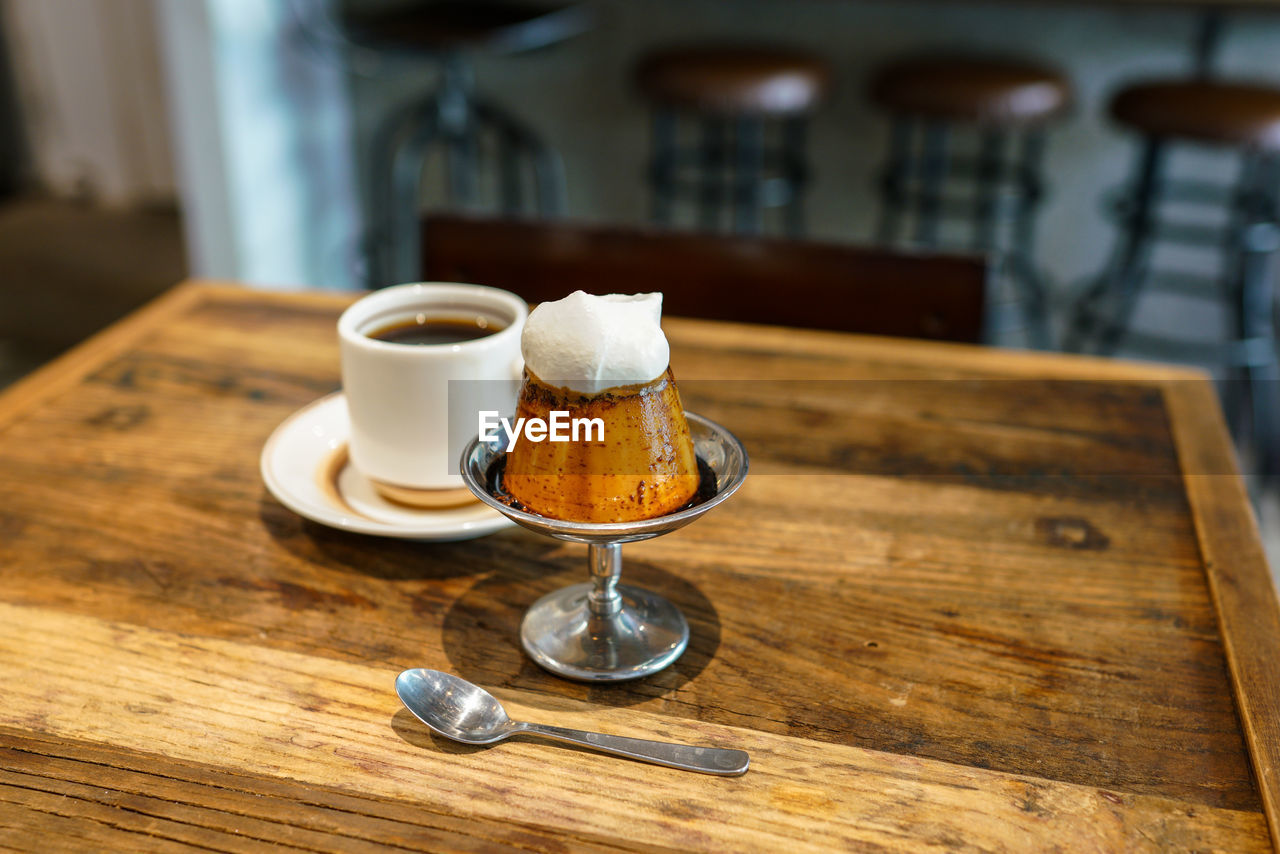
top-left (870, 57), bottom-right (1070, 125)
top-left (342, 0), bottom-right (590, 55)
top-left (1110, 80), bottom-right (1280, 149)
top-left (634, 46), bottom-right (832, 116)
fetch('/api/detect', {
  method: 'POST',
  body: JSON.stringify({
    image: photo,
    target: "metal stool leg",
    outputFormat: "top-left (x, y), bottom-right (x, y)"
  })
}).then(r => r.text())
top-left (1008, 130), bottom-right (1051, 349)
top-left (1239, 249), bottom-right (1280, 480)
top-left (643, 107), bottom-right (814, 235)
top-left (971, 129), bottom-right (1004, 252)
top-left (649, 111), bottom-right (678, 226)
top-left (1066, 139), bottom-right (1166, 353)
top-left (1220, 151), bottom-right (1263, 433)
top-left (496, 123), bottom-right (524, 215)
top-left (386, 111), bottom-right (442, 285)
top-left (782, 118), bottom-right (808, 236)
top-left (1228, 152), bottom-right (1280, 478)
top-left (438, 54), bottom-right (478, 209)
top-left (970, 128), bottom-right (1015, 346)
top-left (873, 116), bottom-right (1056, 348)
top-left (913, 121), bottom-right (949, 247)
top-left (365, 93), bottom-right (446, 287)
top-left (473, 97), bottom-right (566, 216)
top-left (733, 116), bottom-right (764, 234)
top-left (698, 118), bottom-right (728, 231)
top-left (876, 118), bottom-right (914, 245)
top-left (530, 141), bottom-right (567, 217)
top-left (367, 52), bottom-right (568, 286)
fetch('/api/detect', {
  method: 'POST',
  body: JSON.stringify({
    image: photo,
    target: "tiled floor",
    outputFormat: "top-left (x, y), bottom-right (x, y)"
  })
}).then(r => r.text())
top-left (0, 196), bottom-right (1275, 584)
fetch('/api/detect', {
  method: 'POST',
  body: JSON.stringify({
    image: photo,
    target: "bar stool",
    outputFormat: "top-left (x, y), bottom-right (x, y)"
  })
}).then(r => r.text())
top-left (345, 0), bottom-right (591, 287)
top-left (633, 45), bottom-right (832, 235)
top-left (1066, 79), bottom-right (1280, 478)
top-left (869, 56), bottom-right (1072, 349)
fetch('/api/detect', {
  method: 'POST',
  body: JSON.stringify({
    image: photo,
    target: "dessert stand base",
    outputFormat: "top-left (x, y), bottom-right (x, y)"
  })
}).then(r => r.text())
top-left (520, 582), bottom-right (690, 682)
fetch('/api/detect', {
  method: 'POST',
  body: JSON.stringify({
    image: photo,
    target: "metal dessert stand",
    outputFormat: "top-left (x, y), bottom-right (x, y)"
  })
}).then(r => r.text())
top-left (459, 413), bottom-right (748, 682)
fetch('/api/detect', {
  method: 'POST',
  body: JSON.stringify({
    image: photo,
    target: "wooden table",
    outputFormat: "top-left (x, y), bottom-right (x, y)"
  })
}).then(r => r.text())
top-left (2, 281), bottom-right (1278, 852)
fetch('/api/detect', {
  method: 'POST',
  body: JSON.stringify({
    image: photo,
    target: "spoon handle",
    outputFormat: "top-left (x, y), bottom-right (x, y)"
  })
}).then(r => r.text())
top-left (518, 723), bottom-right (749, 775)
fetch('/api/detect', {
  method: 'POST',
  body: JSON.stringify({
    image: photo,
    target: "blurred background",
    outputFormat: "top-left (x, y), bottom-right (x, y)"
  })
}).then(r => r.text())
top-left (0, 0), bottom-right (1277, 559)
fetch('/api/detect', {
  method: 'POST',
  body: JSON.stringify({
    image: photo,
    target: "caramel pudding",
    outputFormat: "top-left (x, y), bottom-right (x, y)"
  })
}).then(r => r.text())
top-left (502, 291), bottom-right (699, 523)
top-left (504, 368), bottom-right (698, 522)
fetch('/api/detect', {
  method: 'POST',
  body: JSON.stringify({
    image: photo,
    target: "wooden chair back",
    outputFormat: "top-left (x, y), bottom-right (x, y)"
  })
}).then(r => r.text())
top-left (420, 214), bottom-right (987, 342)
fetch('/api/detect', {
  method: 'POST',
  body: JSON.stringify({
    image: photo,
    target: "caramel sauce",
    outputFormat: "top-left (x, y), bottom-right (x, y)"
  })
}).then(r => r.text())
top-left (487, 455), bottom-right (718, 518)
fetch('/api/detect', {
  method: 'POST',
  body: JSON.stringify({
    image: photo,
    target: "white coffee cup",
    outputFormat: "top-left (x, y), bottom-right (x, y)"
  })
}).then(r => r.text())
top-left (338, 283), bottom-right (527, 505)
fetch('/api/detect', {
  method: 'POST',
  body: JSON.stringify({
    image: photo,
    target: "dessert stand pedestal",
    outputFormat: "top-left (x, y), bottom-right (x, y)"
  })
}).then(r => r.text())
top-left (460, 412), bottom-right (748, 681)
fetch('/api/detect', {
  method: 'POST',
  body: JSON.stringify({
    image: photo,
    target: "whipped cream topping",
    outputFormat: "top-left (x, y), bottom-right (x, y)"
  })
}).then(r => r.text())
top-left (521, 291), bottom-right (669, 393)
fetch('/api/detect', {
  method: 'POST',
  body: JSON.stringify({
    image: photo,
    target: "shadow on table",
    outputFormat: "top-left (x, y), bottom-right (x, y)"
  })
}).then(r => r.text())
top-left (439, 552), bottom-right (722, 710)
top-left (259, 493), bottom-right (721, 707)
top-left (391, 708), bottom-right (484, 756)
top-left (258, 493), bottom-right (560, 581)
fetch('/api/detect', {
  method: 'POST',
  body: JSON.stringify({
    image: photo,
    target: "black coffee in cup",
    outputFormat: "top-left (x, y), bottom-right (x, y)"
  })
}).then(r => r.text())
top-left (367, 314), bottom-right (505, 346)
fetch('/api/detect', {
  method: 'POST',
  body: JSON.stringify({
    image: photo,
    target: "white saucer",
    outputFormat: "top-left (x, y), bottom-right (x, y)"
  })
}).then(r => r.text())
top-left (260, 393), bottom-right (514, 541)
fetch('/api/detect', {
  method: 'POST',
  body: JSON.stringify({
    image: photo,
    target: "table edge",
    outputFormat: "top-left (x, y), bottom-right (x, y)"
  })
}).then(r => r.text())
top-left (1163, 379), bottom-right (1280, 852)
top-left (0, 281), bottom-right (1209, 433)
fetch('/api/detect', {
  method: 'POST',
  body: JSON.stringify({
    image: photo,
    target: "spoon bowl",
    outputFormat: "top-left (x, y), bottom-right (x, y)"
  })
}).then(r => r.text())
top-left (395, 668), bottom-right (749, 775)
top-left (397, 669), bottom-right (513, 744)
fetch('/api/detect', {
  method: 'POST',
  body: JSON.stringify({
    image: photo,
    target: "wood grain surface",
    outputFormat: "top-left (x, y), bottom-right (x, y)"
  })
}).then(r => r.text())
top-left (0, 281), bottom-right (1275, 852)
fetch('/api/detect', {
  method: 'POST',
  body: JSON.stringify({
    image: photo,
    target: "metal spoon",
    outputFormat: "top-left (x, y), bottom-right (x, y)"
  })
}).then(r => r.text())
top-left (395, 669), bottom-right (749, 776)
